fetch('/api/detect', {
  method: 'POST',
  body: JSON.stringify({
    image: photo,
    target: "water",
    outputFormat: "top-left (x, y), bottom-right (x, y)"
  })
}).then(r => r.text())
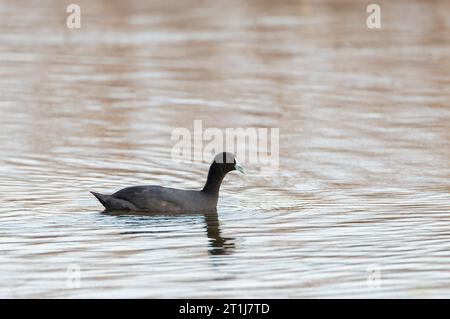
top-left (1, 0), bottom-right (450, 298)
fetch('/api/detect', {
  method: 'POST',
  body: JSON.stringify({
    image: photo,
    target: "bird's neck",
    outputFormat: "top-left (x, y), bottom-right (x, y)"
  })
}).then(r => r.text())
top-left (202, 164), bottom-right (225, 196)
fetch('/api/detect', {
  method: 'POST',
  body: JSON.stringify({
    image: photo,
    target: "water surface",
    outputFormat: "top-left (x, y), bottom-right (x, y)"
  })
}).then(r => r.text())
top-left (1, 0), bottom-right (450, 298)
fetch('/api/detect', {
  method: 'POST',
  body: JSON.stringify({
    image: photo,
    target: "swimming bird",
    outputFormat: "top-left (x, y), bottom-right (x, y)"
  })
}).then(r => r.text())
top-left (90, 152), bottom-right (245, 212)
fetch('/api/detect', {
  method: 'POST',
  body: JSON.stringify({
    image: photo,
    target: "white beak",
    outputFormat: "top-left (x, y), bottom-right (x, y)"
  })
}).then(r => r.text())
top-left (234, 159), bottom-right (245, 174)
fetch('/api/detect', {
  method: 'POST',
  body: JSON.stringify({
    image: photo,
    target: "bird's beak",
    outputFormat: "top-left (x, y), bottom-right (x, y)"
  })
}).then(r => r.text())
top-left (234, 160), bottom-right (245, 174)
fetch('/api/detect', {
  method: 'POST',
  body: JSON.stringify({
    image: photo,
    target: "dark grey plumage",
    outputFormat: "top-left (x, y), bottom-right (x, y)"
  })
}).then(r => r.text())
top-left (91, 152), bottom-right (244, 212)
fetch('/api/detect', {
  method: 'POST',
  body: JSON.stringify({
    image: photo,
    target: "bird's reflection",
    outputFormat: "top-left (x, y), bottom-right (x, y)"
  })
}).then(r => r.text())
top-left (103, 209), bottom-right (235, 256)
top-left (203, 211), bottom-right (235, 255)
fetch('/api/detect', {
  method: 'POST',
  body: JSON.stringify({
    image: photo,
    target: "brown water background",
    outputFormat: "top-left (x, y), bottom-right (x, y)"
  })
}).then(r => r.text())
top-left (0, 0), bottom-right (449, 298)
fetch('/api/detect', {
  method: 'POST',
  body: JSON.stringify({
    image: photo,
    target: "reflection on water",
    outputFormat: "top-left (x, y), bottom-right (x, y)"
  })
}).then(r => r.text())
top-left (204, 212), bottom-right (235, 256)
top-left (106, 211), bottom-right (235, 256)
top-left (1, 0), bottom-right (450, 298)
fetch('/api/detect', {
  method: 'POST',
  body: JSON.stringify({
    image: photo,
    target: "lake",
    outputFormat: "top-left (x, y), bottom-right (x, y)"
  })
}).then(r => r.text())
top-left (0, 0), bottom-right (449, 298)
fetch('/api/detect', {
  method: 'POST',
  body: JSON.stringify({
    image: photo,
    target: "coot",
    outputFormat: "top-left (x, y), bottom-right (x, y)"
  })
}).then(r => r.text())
top-left (91, 152), bottom-right (245, 212)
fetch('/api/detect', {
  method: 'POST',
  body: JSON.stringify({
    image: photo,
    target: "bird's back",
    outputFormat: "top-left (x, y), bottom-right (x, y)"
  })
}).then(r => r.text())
top-left (108, 185), bottom-right (217, 212)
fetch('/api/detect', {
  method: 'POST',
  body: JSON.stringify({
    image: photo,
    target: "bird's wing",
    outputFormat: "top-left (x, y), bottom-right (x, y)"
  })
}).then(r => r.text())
top-left (112, 185), bottom-right (185, 211)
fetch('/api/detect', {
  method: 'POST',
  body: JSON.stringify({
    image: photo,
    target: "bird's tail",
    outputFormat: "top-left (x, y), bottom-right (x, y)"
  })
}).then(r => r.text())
top-left (90, 191), bottom-right (109, 208)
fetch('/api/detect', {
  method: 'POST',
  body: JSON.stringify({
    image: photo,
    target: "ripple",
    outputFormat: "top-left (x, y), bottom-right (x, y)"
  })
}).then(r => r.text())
top-left (1, 0), bottom-right (450, 298)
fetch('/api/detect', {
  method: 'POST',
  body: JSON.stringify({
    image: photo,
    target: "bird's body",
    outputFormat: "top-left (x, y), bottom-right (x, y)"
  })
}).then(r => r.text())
top-left (91, 152), bottom-right (244, 212)
top-left (91, 185), bottom-right (218, 212)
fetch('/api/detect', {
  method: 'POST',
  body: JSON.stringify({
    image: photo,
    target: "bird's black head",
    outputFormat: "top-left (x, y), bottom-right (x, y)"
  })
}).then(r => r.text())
top-left (212, 152), bottom-right (245, 175)
top-left (202, 152), bottom-right (245, 195)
